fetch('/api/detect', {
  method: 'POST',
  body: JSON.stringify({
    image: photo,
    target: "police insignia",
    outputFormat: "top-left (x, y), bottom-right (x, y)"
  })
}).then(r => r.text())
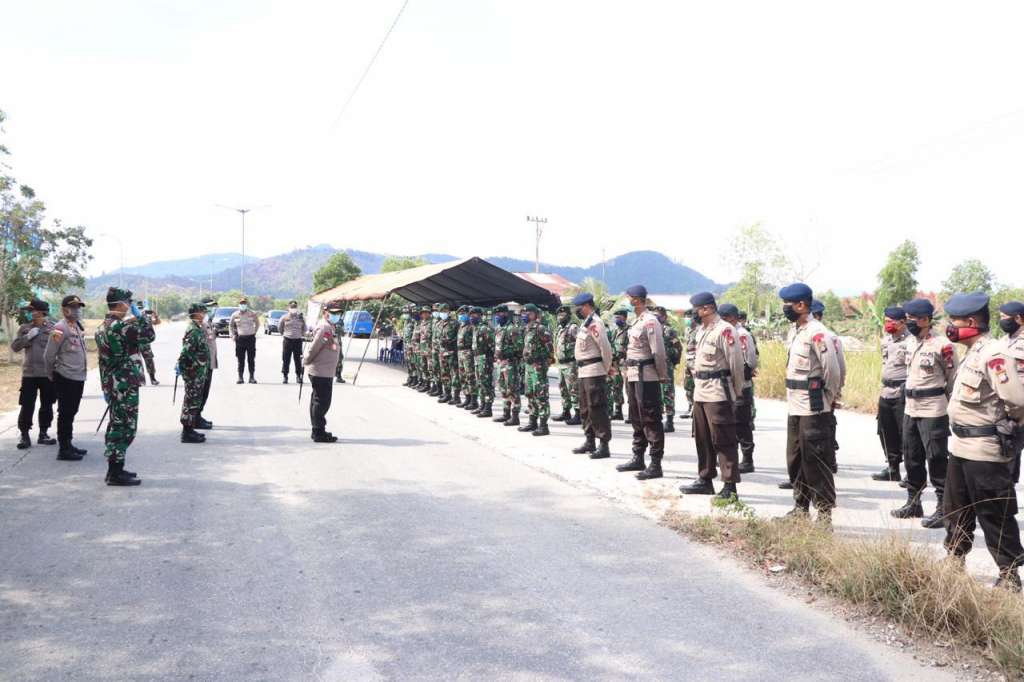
top-left (722, 328), bottom-right (734, 345)
top-left (813, 333), bottom-right (828, 353)
top-left (590, 326), bottom-right (599, 338)
top-left (942, 344), bottom-right (955, 368)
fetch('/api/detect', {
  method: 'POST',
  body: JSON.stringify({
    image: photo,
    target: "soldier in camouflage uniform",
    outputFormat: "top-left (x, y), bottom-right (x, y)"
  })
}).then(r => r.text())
top-left (492, 305), bottom-right (524, 426)
top-left (519, 303), bottom-right (554, 436)
top-left (607, 309), bottom-right (628, 420)
top-left (553, 305), bottom-right (581, 425)
top-left (436, 303), bottom-right (458, 403)
top-left (653, 306), bottom-right (684, 432)
top-left (455, 306), bottom-right (477, 409)
top-left (416, 305), bottom-right (433, 392)
top-left (178, 303), bottom-right (211, 444)
top-left (428, 303), bottom-right (443, 396)
top-left (402, 305), bottom-right (418, 387)
top-left (680, 308), bottom-right (699, 419)
top-left (333, 313), bottom-right (346, 384)
top-left (141, 308), bottom-right (161, 385)
top-left (471, 307), bottom-right (495, 418)
top-left (95, 287), bottom-right (154, 487)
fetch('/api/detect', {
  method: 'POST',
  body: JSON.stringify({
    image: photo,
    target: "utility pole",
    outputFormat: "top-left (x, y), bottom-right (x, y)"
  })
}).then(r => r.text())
top-left (216, 204), bottom-right (269, 295)
top-left (526, 215), bottom-right (547, 273)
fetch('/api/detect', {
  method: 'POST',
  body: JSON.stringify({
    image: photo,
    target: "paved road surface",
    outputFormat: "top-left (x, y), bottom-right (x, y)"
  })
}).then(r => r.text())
top-left (0, 323), bottom-right (948, 680)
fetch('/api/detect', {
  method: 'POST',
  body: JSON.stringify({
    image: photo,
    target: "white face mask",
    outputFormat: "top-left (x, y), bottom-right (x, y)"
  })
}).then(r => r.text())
top-left (239, 304), bottom-right (248, 312)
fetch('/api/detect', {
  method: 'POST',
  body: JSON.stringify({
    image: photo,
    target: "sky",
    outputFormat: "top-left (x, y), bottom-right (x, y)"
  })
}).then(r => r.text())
top-left (2, 0), bottom-right (1023, 295)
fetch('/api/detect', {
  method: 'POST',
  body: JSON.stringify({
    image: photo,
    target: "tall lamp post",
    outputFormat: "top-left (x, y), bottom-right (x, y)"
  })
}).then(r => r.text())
top-left (526, 215), bottom-right (547, 273)
top-left (216, 204), bottom-right (269, 294)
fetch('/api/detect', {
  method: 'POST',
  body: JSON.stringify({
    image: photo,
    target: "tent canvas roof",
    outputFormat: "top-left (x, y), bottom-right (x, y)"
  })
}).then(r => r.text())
top-left (310, 257), bottom-right (561, 308)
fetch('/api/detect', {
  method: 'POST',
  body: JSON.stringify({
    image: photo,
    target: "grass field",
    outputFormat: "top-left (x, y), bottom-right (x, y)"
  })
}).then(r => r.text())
top-left (755, 340), bottom-right (882, 413)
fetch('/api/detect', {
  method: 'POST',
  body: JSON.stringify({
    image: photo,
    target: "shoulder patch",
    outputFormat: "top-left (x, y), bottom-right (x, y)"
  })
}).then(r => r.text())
top-left (812, 333), bottom-right (828, 353)
top-left (740, 335), bottom-right (748, 351)
top-left (590, 326), bottom-right (600, 338)
top-left (722, 327), bottom-right (734, 345)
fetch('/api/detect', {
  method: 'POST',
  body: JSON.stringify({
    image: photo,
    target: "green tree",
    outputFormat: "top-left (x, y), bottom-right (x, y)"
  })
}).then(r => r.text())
top-left (380, 255), bottom-right (427, 273)
top-left (875, 240), bottom-right (919, 311)
top-left (941, 258), bottom-right (996, 297)
top-left (313, 252), bottom-right (361, 292)
top-left (721, 223), bottom-right (791, 321)
top-left (565, 276), bottom-right (612, 311)
top-left (818, 289), bottom-right (844, 326)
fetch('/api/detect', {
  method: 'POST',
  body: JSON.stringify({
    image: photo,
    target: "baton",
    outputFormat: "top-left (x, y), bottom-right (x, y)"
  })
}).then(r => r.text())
top-left (172, 373), bottom-right (179, 405)
top-left (95, 403), bottom-right (110, 433)
top-left (298, 369), bottom-right (305, 404)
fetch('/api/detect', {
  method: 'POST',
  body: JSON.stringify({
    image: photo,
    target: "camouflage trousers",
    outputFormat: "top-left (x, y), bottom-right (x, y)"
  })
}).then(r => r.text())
top-left (458, 350), bottom-right (475, 398)
top-left (497, 359), bottom-right (522, 415)
top-left (661, 364), bottom-right (677, 414)
top-left (558, 362), bottom-right (578, 412)
top-left (431, 349), bottom-right (441, 383)
top-left (441, 351), bottom-right (457, 393)
top-left (607, 363), bottom-right (624, 412)
top-left (475, 354), bottom-right (494, 406)
top-left (142, 346), bottom-right (156, 379)
top-left (180, 369), bottom-right (207, 427)
top-left (524, 362), bottom-right (551, 421)
top-left (335, 349), bottom-right (344, 380)
top-left (104, 384), bottom-right (139, 464)
top-left (684, 368), bottom-right (695, 407)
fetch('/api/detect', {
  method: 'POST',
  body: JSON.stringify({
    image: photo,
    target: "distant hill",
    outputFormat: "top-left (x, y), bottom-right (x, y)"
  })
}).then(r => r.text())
top-left (118, 252), bottom-right (260, 278)
top-left (86, 246), bottom-right (723, 299)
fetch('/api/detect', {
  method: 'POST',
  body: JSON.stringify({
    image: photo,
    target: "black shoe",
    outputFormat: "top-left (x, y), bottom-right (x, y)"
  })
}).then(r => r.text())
top-left (678, 408), bottom-right (692, 420)
top-left (663, 417), bottom-right (674, 433)
top-left (237, 375), bottom-right (244, 384)
top-left (518, 416), bottom-right (538, 433)
top-left (636, 460), bottom-right (663, 480)
top-left (336, 376), bottom-right (345, 384)
top-left (898, 478), bottom-right (909, 489)
top-left (195, 417), bottom-right (213, 430)
top-left (552, 410), bottom-right (569, 422)
top-left (871, 467), bottom-right (900, 482)
top-left (313, 431), bottom-right (339, 443)
top-left (283, 374), bottom-right (289, 384)
top-left (572, 439), bottom-right (597, 454)
top-left (612, 405), bottom-right (623, 421)
top-left (738, 458), bottom-right (755, 474)
top-left (106, 461), bottom-right (141, 486)
top-left (181, 427), bottom-right (206, 444)
top-left (56, 446), bottom-right (84, 461)
top-left (150, 377), bottom-right (160, 386)
top-left (504, 413), bottom-right (521, 427)
top-left (616, 453), bottom-right (645, 472)
top-left (891, 492), bottom-right (924, 519)
top-left (493, 408), bottom-right (510, 423)
top-left (532, 420), bottom-right (550, 437)
top-left (16, 431), bottom-right (30, 450)
top-left (477, 405), bottom-right (493, 418)
top-left (466, 398), bottom-right (478, 411)
top-left (70, 444), bottom-right (88, 456)
top-left (715, 482), bottom-right (738, 500)
top-left (995, 570), bottom-right (1023, 592)
top-left (679, 478), bottom-right (715, 495)
top-left (248, 376), bottom-right (257, 384)
top-left (589, 441), bottom-right (611, 459)
top-left (565, 411), bottom-right (581, 426)
top-left (428, 385), bottom-right (441, 397)
top-left (438, 393), bottom-right (450, 404)
top-left (921, 496), bottom-right (945, 529)
top-left (418, 383), bottom-right (430, 393)
top-left (38, 431), bottom-right (57, 445)
top-left (778, 480), bottom-right (794, 490)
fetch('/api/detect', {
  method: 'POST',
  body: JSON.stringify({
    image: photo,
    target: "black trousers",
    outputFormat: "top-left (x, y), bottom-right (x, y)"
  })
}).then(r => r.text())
top-left (309, 376), bottom-right (333, 432)
top-left (579, 375), bottom-right (611, 442)
top-left (627, 380), bottom-right (664, 457)
top-left (876, 396), bottom-right (905, 467)
top-left (786, 413), bottom-right (837, 511)
top-left (18, 376), bottom-right (55, 433)
top-left (944, 454), bottom-right (1024, 573)
top-left (200, 370), bottom-right (213, 413)
top-left (903, 414), bottom-right (949, 496)
top-left (52, 372), bottom-right (84, 446)
top-left (282, 337), bottom-right (303, 376)
top-left (235, 335), bottom-right (256, 375)
top-left (736, 387), bottom-right (754, 458)
top-left (694, 401), bottom-right (740, 483)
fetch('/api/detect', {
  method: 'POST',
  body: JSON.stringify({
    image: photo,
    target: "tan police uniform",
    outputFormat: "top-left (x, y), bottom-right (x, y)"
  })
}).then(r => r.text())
top-left (574, 312), bottom-right (614, 445)
top-left (902, 330), bottom-right (956, 501)
top-left (735, 323), bottom-right (758, 465)
top-left (304, 315), bottom-right (342, 438)
top-left (876, 330), bottom-right (910, 473)
top-left (691, 315), bottom-right (746, 485)
top-left (230, 307), bottom-right (260, 381)
top-left (621, 310), bottom-right (668, 470)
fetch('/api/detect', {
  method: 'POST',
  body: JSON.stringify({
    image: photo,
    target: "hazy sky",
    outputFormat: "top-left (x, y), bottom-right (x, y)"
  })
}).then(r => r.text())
top-left (2, 1), bottom-right (1023, 294)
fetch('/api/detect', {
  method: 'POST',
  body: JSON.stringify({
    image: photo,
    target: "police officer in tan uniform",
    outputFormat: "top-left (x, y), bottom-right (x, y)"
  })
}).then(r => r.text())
top-left (778, 283), bottom-right (842, 524)
top-left (942, 293), bottom-right (1024, 590)
top-left (811, 300), bottom-right (846, 455)
top-left (570, 292), bottom-right (614, 459)
top-left (874, 306), bottom-right (910, 482)
top-left (616, 285), bottom-right (668, 480)
top-left (230, 297), bottom-right (261, 384)
top-left (891, 298), bottom-right (956, 527)
top-left (720, 303), bottom-right (758, 472)
top-left (999, 300), bottom-right (1024, 483)
top-left (304, 300), bottom-right (344, 443)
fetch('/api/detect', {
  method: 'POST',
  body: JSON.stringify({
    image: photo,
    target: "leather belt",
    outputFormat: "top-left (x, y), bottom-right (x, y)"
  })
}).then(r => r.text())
top-left (905, 387), bottom-right (945, 399)
top-left (951, 423), bottom-right (997, 438)
top-left (578, 357), bottom-right (603, 367)
top-left (786, 377), bottom-right (822, 390)
top-left (881, 378), bottom-right (906, 388)
top-left (696, 369), bottom-right (731, 380)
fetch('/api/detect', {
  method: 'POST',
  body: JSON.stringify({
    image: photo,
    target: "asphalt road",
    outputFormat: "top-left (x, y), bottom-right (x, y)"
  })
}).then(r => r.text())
top-left (0, 322), bottom-right (945, 680)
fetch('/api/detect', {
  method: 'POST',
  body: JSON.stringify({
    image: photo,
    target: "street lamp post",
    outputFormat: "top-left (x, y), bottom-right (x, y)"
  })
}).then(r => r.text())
top-left (216, 204), bottom-right (269, 295)
top-left (526, 215), bottom-right (547, 273)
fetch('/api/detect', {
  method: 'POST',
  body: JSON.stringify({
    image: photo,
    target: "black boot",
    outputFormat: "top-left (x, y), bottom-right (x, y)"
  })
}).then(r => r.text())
top-left (663, 417), bottom-right (674, 433)
top-left (106, 460), bottom-right (141, 486)
top-left (871, 465), bottom-right (900, 481)
top-left (428, 383), bottom-right (441, 397)
top-left (438, 390), bottom-right (450, 403)
top-left (715, 482), bottom-right (738, 501)
top-left (248, 375), bottom-right (257, 384)
top-left (505, 412), bottom-right (521, 427)
top-left (70, 443), bottom-right (88, 456)
top-left (336, 375), bottom-right (345, 384)
top-left (181, 427), bottom-right (206, 443)
top-left (466, 396), bottom-right (478, 411)
top-left (572, 438), bottom-right (596, 454)
top-left (493, 406), bottom-right (510, 423)
top-left (418, 381), bottom-right (430, 393)
top-left (612, 404), bottom-right (623, 421)
top-left (38, 431), bottom-right (57, 445)
top-left (565, 410), bottom-right (581, 426)
top-left (450, 391), bottom-right (461, 406)
top-left (149, 375), bottom-right (160, 386)
top-left (738, 452), bottom-right (755, 474)
top-left (781, 505), bottom-right (810, 520)
top-left (590, 441), bottom-right (611, 459)
top-left (995, 569), bottom-right (1023, 592)
top-left (778, 480), bottom-right (794, 489)
top-left (532, 419), bottom-right (550, 436)
top-left (636, 455), bottom-right (663, 480)
top-left (283, 373), bottom-right (289, 384)
top-left (921, 493), bottom-right (945, 529)
top-left (16, 430), bottom-right (31, 450)
top-left (891, 490), bottom-right (924, 519)
top-left (679, 405), bottom-right (692, 420)
top-left (518, 415), bottom-right (537, 433)
top-left (552, 408), bottom-right (569, 422)
top-left (195, 416), bottom-right (213, 430)
top-left (477, 403), bottom-right (493, 418)
top-left (312, 430), bottom-right (338, 443)
top-left (56, 444), bottom-right (83, 461)
top-left (237, 372), bottom-right (244, 384)
top-left (616, 451), bottom-right (645, 472)
top-left (680, 477), bottom-right (715, 494)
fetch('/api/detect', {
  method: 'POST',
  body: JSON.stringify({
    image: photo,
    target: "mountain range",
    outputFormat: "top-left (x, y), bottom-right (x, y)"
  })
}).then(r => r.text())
top-left (85, 246), bottom-right (724, 299)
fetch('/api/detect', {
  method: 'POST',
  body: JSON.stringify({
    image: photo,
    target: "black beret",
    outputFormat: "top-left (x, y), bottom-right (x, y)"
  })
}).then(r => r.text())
top-left (999, 301), bottom-right (1024, 317)
top-left (188, 303), bottom-right (207, 315)
top-left (571, 292), bottom-right (594, 307)
top-left (883, 306), bottom-right (906, 320)
top-left (779, 283), bottom-right (813, 302)
top-left (625, 284), bottom-right (647, 299)
top-left (689, 292), bottom-right (716, 307)
top-left (718, 303), bottom-right (739, 318)
top-left (945, 292), bottom-right (990, 317)
top-left (24, 298), bottom-right (49, 312)
top-left (903, 299), bottom-right (934, 317)
top-left (810, 299), bottom-right (825, 315)
top-left (493, 304), bottom-right (509, 313)
top-left (470, 306), bottom-right (484, 315)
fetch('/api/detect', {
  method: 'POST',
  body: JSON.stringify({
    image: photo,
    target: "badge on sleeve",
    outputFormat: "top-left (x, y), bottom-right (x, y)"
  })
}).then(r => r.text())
top-left (813, 333), bottom-right (828, 353)
top-left (740, 335), bottom-right (748, 352)
top-left (989, 357), bottom-right (1009, 384)
top-left (942, 344), bottom-right (955, 369)
top-left (51, 329), bottom-right (64, 341)
top-left (722, 327), bottom-right (734, 346)
top-left (590, 326), bottom-right (599, 339)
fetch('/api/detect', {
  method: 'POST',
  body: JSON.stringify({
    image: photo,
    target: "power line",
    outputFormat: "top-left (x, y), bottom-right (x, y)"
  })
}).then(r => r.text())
top-left (329, 0), bottom-right (412, 131)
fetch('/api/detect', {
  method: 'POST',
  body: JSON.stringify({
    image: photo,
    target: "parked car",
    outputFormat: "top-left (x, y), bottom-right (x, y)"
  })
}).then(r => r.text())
top-left (343, 310), bottom-right (374, 338)
top-left (212, 307), bottom-right (238, 336)
top-left (264, 310), bottom-right (287, 334)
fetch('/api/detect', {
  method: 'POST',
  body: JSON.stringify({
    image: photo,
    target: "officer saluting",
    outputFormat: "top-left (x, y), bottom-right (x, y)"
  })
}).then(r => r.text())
top-left (616, 285), bottom-right (668, 480)
top-left (942, 293), bottom-right (1024, 590)
top-left (874, 306), bottom-right (910, 483)
top-left (570, 292), bottom-right (614, 459)
top-left (304, 300), bottom-right (345, 443)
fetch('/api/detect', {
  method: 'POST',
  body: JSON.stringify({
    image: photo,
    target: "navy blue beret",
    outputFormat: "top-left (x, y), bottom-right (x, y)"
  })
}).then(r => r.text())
top-left (810, 299), bottom-right (825, 315)
top-left (689, 291), bottom-right (716, 307)
top-left (999, 301), bottom-right (1024, 316)
top-left (625, 284), bottom-right (647, 299)
top-left (902, 299), bottom-right (933, 317)
top-left (571, 292), bottom-right (594, 307)
top-left (945, 292), bottom-right (990, 317)
top-left (883, 306), bottom-right (905, 320)
top-left (718, 303), bottom-right (739, 318)
top-left (779, 282), bottom-right (813, 302)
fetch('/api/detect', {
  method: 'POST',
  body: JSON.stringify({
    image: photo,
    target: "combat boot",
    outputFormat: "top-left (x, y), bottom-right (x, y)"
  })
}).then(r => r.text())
top-left (56, 444), bottom-right (83, 461)
top-left (418, 381), bottom-right (430, 393)
top-left (38, 431), bottom-right (56, 445)
top-left (466, 396), bottom-right (478, 411)
top-left (248, 375), bottom-right (257, 384)
top-left (781, 505), bottom-right (809, 520)
top-left (517, 415), bottom-right (537, 433)
top-left (505, 412), bottom-right (521, 427)
top-left (778, 480), bottom-right (794, 489)
top-left (532, 419), bottom-right (550, 437)
top-left (679, 478), bottom-right (715, 495)
top-left (195, 417), bottom-right (213, 430)
top-left (612, 404), bottom-right (623, 421)
top-left (636, 455), bottom-right (663, 480)
top-left (565, 410), bottom-right (581, 426)
top-left (106, 461), bottom-right (141, 486)
top-left (16, 430), bottom-right (31, 450)
top-left (477, 404), bottom-right (493, 418)
top-left (995, 569), bottom-right (1023, 592)
top-left (590, 441), bottom-right (611, 459)
top-left (181, 427), bottom-right (206, 444)
top-left (312, 430), bottom-right (339, 443)
top-left (679, 405), bottom-right (693, 420)
top-left (283, 373), bottom-right (289, 384)
top-left (663, 416), bottom-right (674, 433)
top-left (336, 375), bottom-right (346, 384)
top-left (70, 443), bottom-right (88, 456)
top-left (149, 375), bottom-right (160, 386)
top-left (493, 406), bottom-right (510, 423)
top-left (572, 438), bottom-right (596, 454)
top-left (921, 492), bottom-right (945, 529)
top-left (738, 452), bottom-right (755, 474)
top-left (890, 490), bottom-right (924, 519)
top-left (616, 451), bottom-right (645, 472)
top-left (449, 391), bottom-right (461, 406)
top-left (871, 465), bottom-right (900, 481)
top-left (237, 372), bottom-right (244, 384)
top-left (428, 383), bottom-right (441, 397)
top-left (437, 390), bottom-right (451, 404)
top-left (552, 408), bottom-right (569, 422)
top-left (715, 482), bottom-right (738, 501)
top-left (815, 508), bottom-right (833, 531)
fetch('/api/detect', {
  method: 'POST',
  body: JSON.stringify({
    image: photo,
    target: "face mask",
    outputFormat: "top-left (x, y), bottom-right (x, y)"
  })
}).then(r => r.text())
top-left (401, 313), bottom-right (409, 320)
top-left (496, 315), bottom-right (508, 326)
top-left (458, 314), bottom-right (469, 324)
top-left (68, 308), bottom-right (82, 321)
top-left (521, 314), bottom-right (530, 324)
top-left (615, 318), bottom-right (626, 328)
top-left (1000, 318), bottom-right (1021, 336)
top-left (239, 304), bottom-right (248, 312)
top-left (905, 320), bottom-right (922, 337)
top-left (289, 306), bottom-right (297, 312)
top-left (575, 309), bottom-right (585, 320)
top-left (782, 304), bottom-right (800, 322)
top-left (469, 316), bottom-right (479, 326)
top-left (883, 321), bottom-right (898, 334)
top-left (329, 313), bottom-right (341, 324)
top-left (946, 324), bottom-right (983, 343)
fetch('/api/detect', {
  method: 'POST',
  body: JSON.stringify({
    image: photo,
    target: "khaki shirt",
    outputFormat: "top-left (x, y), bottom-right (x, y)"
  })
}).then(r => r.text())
top-left (203, 320), bottom-right (219, 369)
top-left (879, 331), bottom-right (910, 400)
top-left (280, 310), bottom-right (306, 339)
top-left (736, 324), bottom-right (758, 389)
top-left (948, 335), bottom-right (1024, 462)
top-left (785, 318), bottom-right (842, 416)
top-left (574, 313), bottom-right (613, 378)
top-left (693, 315), bottom-right (745, 403)
top-left (303, 319), bottom-right (341, 378)
top-left (625, 310), bottom-right (667, 383)
top-left (904, 330), bottom-right (956, 418)
top-left (230, 309), bottom-right (260, 338)
top-left (44, 319), bottom-right (88, 381)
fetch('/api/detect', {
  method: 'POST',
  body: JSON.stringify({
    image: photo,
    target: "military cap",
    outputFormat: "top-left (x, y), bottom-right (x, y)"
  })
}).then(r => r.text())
top-left (903, 299), bottom-right (934, 317)
top-left (106, 286), bottom-right (133, 304)
top-left (557, 304), bottom-right (571, 313)
top-left (1000, 300), bottom-right (1024, 316)
top-left (778, 282), bottom-right (813, 303)
top-left (810, 299), bottom-right (825, 315)
top-left (325, 300), bottom-right (344, 313)
top-left (239, 297), bottom-right (249, 304)
top-left (738, 310), bottom-right (748, 320)
top-left (23, 298), bottom-right (49, 312)
top-left (689, 291), bottom-right (716, 307)
top-left (188, 303), bottom-right (207, 315)
top-left (61, 294), bottom-right (85, 308)
top-left (202, 298), bottom-right (218, 307)
top-left (613, 308), bottom-right (629, 317)
top-left (419, 305), bottom-right (431, 313)
top-left (522, 303), bottom-right (540, 314)
top-left (432, 303), bottom-right (440, 311)
top-left (651, 305), bottom-right (666, 314)
top-left (945, 292), bottom-right (990, 317)
top-left (456, 304), bottom-right (469, 313)
top-left (494, 304), bottom-right (509, 313)
top-left (625, 284), bottom-right (647, 299)
top-left (718, 303), bottom-right (740, 318)
top-left (470, 306), bottom-right (484, 315)
top-left (571, 292), bottom-right (594, 307)
top-left (288, 299), bottom-right (298, 306)
top-left (882, 305), bottom-right (906, 320)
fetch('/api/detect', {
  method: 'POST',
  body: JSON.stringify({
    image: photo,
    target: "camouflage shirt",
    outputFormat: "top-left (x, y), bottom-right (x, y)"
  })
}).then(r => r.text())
top-left (472, 322), bottom-right (495, 357)
top-left (456, 321), bottom-right (474, 351)
top-left (664, 326), bottom-right (683, 366)
top-left (439, 316), bottom-right (458, 352)
top-left (96, 313), bottom-right (156, 395)
top-left (610, 324), bottom-right (628, 362)
top-left (522, 320), bottom-right (554, 365)
top-left (178, 319), bottom-right (211, 380)
top-left (495, 322), bottom-right (523, 361)
top-left (556, 321), bottom-right (578, 363)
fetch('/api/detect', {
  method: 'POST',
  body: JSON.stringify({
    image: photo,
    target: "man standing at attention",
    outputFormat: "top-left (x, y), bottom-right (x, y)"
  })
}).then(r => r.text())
top-left (230, 297), bottom-right (260, 384)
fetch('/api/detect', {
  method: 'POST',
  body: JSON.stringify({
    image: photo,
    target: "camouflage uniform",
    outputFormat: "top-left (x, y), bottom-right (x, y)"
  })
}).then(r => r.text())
top-left (522, 316), bottom-right (554, 423)
top-left (473, 314), bottom-right (495, 410)
top-left (430, 308), bottom-right (443, 393)
top-left (95, 306), bottom-right (155, 465)
top-left (607, 319), bottom-right (628, 416)
top-left (437, 308), bottom-right (458, 400)
top-left (333, 319), bottom-right (345, 381)
top-left (555, 311), bottom-right (579, 420)
top-left (178, 318), bottom-right (210, 427)
top-left (661, 323), bottom-right (683, 414)
top-left (402, 311), bottom-right (418, 384)
top-left (456, 312), bottom-right (476, 404)
top-left (494, 315), bottom-right (524, 418)
top-left (682, 320), bottom-right (698, 415)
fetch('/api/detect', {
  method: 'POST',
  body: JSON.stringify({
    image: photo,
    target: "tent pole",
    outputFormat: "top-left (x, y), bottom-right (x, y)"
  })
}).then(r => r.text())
top-left (353, 294), bottom-right (390, 386)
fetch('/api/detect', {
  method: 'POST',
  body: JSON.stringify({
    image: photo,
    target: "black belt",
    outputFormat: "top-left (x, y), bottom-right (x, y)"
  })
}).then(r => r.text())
top-left (578, 357), bottom-right (603, 367)
top-left (881, 379), bottom-right (905, 388)
top-left (695, 369), bottom-right (731, 380)
top-left (951, 424), bottom-right (997, 438)
top-left (625, 359), bottom-right (655, 367)
top-left (905, 387), bottom-right (945, 399)
top-left (786, 377), bottom-right (822, 390)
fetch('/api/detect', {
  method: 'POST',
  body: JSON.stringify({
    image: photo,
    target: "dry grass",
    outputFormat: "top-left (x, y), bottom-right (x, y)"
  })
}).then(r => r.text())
top-left (755, 340), bottom-right (883, 413)
top-left (664, 505), bottom-right (1024, 675)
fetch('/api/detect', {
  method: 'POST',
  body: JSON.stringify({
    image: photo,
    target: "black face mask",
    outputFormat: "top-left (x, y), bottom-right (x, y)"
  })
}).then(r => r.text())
top-left (1000, 318), bottom-right (1021, 336)
top-left (496, 315), bottom-right (508, 326)
top-left (905, 320), bottom-right (922, 337)
top-left (782, 304), bottom-right (800, 322)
